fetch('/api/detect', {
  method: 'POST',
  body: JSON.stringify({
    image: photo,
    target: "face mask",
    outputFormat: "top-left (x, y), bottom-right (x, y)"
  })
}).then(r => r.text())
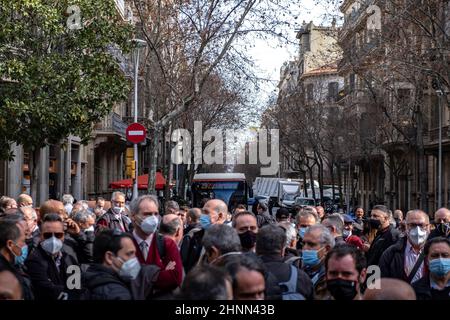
top-left (239, 230), bottom-right (257, 250)
top-left (84, 225), bottom-right (95, 232)
top-left (429, 258), bottom-right (450, 277)
top-left (118, 257), bottom-right (141, 280)
top-left (298, 227), bottom-right (307, 239)
top-left (408, 226), bottom-right (427, 246)
top-left (41, 236), bottom-right (63, 255)
top-left (343, 229), bottom-right (352, 239)
top-left (369, 218), bottom-right (381, 230)
top-left (326, 278), bottom-right (358, 300)
top-left (302, 249), bottom-right (322, 267)
top-left (140, 215), bottom-right (159, 235)
top-left (13, 243), bottom-right (28, 266)
top-left (436, 223), bottom-right (450, 236)
top-left (200, 214), bottom-right (212, 230)
top-left (113, 207), bottom-right (124, 215)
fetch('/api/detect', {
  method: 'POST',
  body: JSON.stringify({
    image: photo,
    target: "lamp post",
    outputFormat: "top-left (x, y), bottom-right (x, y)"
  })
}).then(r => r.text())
top-left (436, 88), bottom-right (443, 208)
top-left (131, 38), bottom-right (147, 200)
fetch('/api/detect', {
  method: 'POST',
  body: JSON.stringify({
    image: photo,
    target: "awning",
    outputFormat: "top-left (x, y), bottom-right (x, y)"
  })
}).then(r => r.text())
top-left (109, 172), bottom-right (167, 190)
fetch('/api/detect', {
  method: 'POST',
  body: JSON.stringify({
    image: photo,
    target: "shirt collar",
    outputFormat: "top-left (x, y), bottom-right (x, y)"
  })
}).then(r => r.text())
top-left (405, 240), bottom-right (422, 254)
top-left (430, 276), bottom-right (450, 289)
top-left (133, 229), bottom-right (152, 246)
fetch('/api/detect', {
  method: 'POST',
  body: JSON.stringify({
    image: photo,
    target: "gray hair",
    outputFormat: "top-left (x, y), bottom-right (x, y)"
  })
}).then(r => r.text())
top-left (62, 194), bottom-right (74, 205)
top-left (202, 224), bottom-right (241, 254)
top-left (160, 216), bottom-right (181, 236)
top-left (256, 224), bottom-right (286, 255)
top-left (278, 221), bottom-right (297, 247)
top-left (323, 213), bottom-right (344, 236)
top-left (188, 208), bottom-right (201, 223)
top-left (296, 208), bottom-right (319, 225)
top-left (406, 209), bottom-right (430, 224)
top-left (72, 209), bottom-right (93, 224)
top-left (165, 200), bottom-right (180, 211)
top-left (129, 195), bottom-right (159, 215)
top-left (372, 205), bottom-right (391, 218)
top-left (19, 207), bottom-right (37, 221)
top-left (111, 191), bottom-right (125, 201)
top-left (305, 224), bottom-right (335, 248)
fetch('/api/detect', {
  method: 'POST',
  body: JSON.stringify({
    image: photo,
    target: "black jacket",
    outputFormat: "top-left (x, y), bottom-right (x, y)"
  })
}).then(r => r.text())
top-left (378, 236), bottom-right (413, 282)
top-left (180, 228), bottom-right (205, 273)
top-left (25, 244), bottom-right (79, 300)
top-left (0, 254), bottom-right (34, 300)
top-left (82, 264), bottom-right (132, 300)
top-left (412, 276), bottom-right (450, 300)
top-left (26, 228), bottom-right (41, 255)
top-left (428, 228), bottom-right (449, 241)
top-left (366, 225), bottom-right (401, 266)
top-left (260, 254), bottom-right (314, 300)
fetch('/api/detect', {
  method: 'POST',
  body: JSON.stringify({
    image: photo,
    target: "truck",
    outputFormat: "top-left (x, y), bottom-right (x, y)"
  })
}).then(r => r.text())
top-left (252, 177), bottom-right (301, 210)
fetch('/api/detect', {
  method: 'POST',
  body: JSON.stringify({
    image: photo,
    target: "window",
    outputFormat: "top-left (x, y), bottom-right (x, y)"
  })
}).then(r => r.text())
top-left (303, 33), bottom-right (311, 52)
top-left (328, 82), bottom-right (339, 102)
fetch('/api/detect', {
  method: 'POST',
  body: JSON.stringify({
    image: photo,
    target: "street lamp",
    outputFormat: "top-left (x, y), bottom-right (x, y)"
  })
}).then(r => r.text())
top-left (131, 38), bottom-right (147, 200)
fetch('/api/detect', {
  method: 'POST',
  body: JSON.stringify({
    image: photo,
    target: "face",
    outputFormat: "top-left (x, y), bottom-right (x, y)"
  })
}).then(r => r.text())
top-left (40, 221), bottom-right (65, 242)
top-left (97, 200), bottom-right (105, 208)
top-left (203, 201), bottom-right (221, 224)
top-left (0, 271), bottom-right (22, 300)
top-left (177, 210), bottom-right (187, 225)
top-left (112, 195), bottom-right (126, 208)
top-left (235, 215), bottom-right (258, 234)
top-left (355, 208), bottom-right (364, 219)
top-left (370, 209), bottom-right (389, 227)
top-left (428, 242), bottom-right (450, 263)
top-left (23, 210), bottom-right (37, 232)
top-left (6, 225), bottom-right (26, 259)
top-left (133, 199), bottom-right (159, 227)
top-left (435, 211), bottom-right (450, 224)
top-left (316, 207), bottom-right (325, 218)
top-left (298, 215), bottom-right (316, 229)
top-left (326, 254), bottom-right (365, 288)
top-left (344, 222), bottom-right (353, 231)
top-left (6, 199), bottom-right (18, 209)
top-left (302, 229), bottom-right (328, 259)
top-left (109, 237), bottom-right (137, 272)
top-left (234, 268), bottom-right (265, 300)
top-left (405, 212), bottom-right (429, 235)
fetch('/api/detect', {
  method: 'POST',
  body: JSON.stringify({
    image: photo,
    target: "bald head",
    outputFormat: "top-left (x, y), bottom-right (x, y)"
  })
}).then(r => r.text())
top-left (39, 200), bottom-right (67, 221)
top-left (434, 208), bottom-right (450, 223)
top-left (405, 210), bottom-right (430, 224)
top-left (0, 270), bottom-right (22, 300)
top-left (363, 278), bottom-right (416, 300)
top-left (160, 213), bottom-right (183, 244)
top-left (203, 199), bottom-right (228, 225)
top-left (17, 194), bottom-right (33, 207)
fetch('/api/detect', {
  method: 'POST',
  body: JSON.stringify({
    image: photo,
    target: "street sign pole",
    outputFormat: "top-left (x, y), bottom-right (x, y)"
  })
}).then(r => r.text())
top-left (126, 122), bottom-right (146, 201)
top-left (133, 46), bottom-right (140, 201)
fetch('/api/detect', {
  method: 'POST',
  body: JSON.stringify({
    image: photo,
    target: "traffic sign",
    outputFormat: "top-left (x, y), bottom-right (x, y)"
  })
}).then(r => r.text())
top-left (126, 123), bottom-right (146, 144)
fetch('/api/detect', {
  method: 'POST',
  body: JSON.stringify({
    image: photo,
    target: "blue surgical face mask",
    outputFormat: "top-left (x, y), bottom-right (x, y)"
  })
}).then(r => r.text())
top-left (429, 258), bottom-right (450, 277)
top-left (302, 248), bottom-right (323, 267)
top-left (13, 243), bottom-right (28, 266)
top-left (298, 227), bottom-right (307, 239)
top-left (200, 214), bottom-right (212, 230)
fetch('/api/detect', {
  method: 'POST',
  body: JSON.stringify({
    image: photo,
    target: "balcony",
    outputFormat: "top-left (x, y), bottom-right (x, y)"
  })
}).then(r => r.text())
top-left (94, 112), bottom-right (127, 140)
top-left (339, 0), bottom-right (376, 41)
top-left (424, 126), bottom-right (450, 146)
top-left (107, 44), bottom-right (133, 78)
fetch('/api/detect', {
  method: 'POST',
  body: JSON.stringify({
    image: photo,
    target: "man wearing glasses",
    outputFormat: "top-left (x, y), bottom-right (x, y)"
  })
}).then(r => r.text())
top-left (379, 210), bottom-right (431, 284)
top-left (25, 213), bottom-right (79, 300)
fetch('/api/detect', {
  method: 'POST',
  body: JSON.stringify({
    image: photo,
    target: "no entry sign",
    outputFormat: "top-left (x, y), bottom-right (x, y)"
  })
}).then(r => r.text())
top-left (126, 123), bottom-right (147, 144)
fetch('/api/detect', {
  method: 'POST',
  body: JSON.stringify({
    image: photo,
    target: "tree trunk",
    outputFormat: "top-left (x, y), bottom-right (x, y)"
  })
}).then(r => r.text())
top-left (302, 169), bottom-right (308, 198)
top-left (337, 162), bottom-right (344, 209)
top-left (416, 89), bottom-right (428, 212)
top-left (29, 148), bottom-right (40, 203)
top-left (308, 164), bottom-right (316, 201)
top-left (330, 161), bottom-right (336, 203)
top-left (318, 154), bottom-right (324, 205)
top-left (147, 127), bottom-right (160, 196)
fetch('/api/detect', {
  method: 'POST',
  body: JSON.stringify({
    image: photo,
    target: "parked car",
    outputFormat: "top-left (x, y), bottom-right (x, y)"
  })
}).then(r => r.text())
top-left (294, 197), bottom-right (316, 207)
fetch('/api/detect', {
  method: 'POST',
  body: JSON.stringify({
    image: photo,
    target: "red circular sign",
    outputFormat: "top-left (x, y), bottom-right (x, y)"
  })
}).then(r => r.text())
top-left (126, 123), bottom-right (147, 144)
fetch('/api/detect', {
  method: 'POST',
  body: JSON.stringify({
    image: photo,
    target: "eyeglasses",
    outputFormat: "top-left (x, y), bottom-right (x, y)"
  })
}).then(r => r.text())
top-left (43, 232), bottom-right (64, 240)
top-left (407, 223), bottom-right (428, 230)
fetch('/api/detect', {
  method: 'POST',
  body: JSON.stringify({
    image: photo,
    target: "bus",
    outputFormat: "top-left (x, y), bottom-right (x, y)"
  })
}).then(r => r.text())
top-left (191, 173), bottom-right (248, 212)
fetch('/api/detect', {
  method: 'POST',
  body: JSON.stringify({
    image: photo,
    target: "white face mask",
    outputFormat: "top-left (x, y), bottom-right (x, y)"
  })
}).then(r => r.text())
top-left (140, 215), bottom-right (159, 235)
top-left (118, 257), bottom-right (141, 280)
top-left (408, 226), bottom-right (428, 246)
top-left (41, 236), bottom-right (63, 255)
top-left (113, 207), bottom-right (124, 214)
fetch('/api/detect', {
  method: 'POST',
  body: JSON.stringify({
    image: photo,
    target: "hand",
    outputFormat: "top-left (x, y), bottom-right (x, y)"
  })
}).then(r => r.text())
top-left (165, 261), bottom-right (176, 271)
top-left (65, 218), bottom-right (81, 235)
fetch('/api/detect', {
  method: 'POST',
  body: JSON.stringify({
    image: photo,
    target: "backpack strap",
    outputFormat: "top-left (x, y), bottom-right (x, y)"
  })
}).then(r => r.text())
top-left (156, 233), bottom-right (166, 260)
top-left (284, 256), bottom-right (301, 265)
top-left (278, 265), bottom-right (298, 293)
top-left (406, 252), bottom-right (425, 284)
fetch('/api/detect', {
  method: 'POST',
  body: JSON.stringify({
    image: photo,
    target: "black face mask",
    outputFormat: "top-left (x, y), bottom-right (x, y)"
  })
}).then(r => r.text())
top-left (369, 218), bottom-right (381, 230)
top-left (326, 279), bottom-right (358, 300)
top-left (435, 222), bottom-right (450, 236)
top-left (239, 230), bottom-right (257, 250)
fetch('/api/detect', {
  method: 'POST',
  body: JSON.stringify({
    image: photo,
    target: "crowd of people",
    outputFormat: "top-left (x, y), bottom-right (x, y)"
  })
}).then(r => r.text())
top-left (0, 192), bottom-right (449, 300)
